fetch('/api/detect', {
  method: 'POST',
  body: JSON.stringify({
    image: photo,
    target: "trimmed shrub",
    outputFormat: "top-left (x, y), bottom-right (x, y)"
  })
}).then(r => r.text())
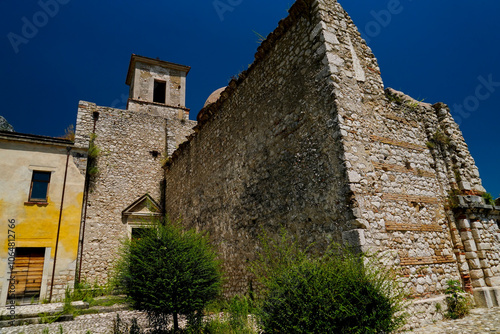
top-left (252, 233), bottom-right (407, 334)
top-left (115, 220), bottom-right (222, 333)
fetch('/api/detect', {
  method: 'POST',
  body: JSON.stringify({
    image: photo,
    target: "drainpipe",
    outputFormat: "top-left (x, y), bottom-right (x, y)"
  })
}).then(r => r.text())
top-left (49, 146), bottom-right (71, 302)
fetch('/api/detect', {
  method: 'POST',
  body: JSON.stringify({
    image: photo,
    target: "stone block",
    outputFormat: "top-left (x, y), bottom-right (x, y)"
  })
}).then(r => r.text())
top-left (463, 240), bottom-right (477, 252)
top-left (473, 288), bottom-right (498, 308)
top-left (322, 30), bottom-right (340, 45)
top-left (477, 243), bottom-right (492, 251)
top-left (471, 221), bottom-right (484, 229)
top-left (470, 269), bottom-right (484, 280)
top-left (465, 252), bottom-right (478, 259)
top-left (480, 259), bottom-right (491, 269)
top-left (477, 251), bottom-right (488, 259)
top-left (485, 276), bottom-right (500, 287)
top-left (348, 171), bottom-right (361, 183)
top-left (472, 278), bottom-right (486, 287)
top-left (458, 181), bottom-right (471, 191)
top-left (484, 269), bottom-right (494, 278)
top-left (460, 231), bottom-right (473, 240)
top-left (460, 262), bottom-right (470, 272)
top-left (457, 219), bottom-right (470, 229)
top-left (472, 229), bottom-right (481, 240)
top-left (469, 259), bottom-right (481, 269)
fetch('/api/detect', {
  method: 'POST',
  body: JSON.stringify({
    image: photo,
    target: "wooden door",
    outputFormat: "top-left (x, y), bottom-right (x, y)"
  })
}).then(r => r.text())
top-left (8, 248), bottom-right (45, 302)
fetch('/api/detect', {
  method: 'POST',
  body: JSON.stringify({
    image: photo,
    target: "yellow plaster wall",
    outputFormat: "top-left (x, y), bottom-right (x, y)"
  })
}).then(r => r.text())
top-left (0, 140), bottom-right (86, 300)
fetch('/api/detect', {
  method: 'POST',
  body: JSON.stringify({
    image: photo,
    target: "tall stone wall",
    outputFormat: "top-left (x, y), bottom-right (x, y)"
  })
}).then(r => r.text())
top-left (74, 101), bottom-right (193, 283)
top-left (165, 0), bottom-right (354, 297)
top-left (163, 0), bottom-right (500, 328)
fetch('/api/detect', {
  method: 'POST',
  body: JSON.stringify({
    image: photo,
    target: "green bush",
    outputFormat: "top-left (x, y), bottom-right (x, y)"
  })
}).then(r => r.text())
top-left (252, 232), bottom-right (407, 334)
top-left (115, 220), bottom-right (222, 333)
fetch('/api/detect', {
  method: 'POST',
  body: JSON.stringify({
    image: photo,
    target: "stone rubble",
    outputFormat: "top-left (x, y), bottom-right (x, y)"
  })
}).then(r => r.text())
top-left (407, 307), bottom-right (500, 334)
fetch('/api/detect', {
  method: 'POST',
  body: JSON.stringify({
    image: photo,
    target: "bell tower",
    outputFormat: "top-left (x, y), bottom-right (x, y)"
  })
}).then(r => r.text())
top-left (125, 54), bottom-right (191, 119)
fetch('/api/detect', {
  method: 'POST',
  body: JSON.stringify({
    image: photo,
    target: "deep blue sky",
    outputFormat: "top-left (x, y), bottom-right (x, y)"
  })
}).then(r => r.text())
top-left (0, 0), bottom-right (498, 197)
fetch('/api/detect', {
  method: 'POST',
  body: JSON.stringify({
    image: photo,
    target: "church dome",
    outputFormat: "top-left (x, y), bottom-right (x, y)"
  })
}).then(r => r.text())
top-left (203, 87), bottom-right (226, 108)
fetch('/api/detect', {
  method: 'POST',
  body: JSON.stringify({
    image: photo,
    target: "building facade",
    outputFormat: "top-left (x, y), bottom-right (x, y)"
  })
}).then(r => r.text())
top-left (0, 131), bottom-right (87, 305)
top-left (74, 54), bottom-right (195, 282)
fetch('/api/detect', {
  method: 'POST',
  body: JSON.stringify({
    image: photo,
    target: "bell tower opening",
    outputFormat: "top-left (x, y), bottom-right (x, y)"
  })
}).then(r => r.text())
top-left (153, 80), bottom-right (167, 104)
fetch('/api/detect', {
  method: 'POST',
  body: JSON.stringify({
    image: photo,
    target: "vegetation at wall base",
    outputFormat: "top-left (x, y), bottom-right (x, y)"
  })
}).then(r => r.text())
top-left (194, 295), bottom-right (258, 334)
top-left (114, 219), bottom-right (222, 333)
top-left (71, 277), bottom-right (116, 307)
top-left (251, 231), bottom-right (408, 334)
top-left (445, 279), bottom-right (473, 319)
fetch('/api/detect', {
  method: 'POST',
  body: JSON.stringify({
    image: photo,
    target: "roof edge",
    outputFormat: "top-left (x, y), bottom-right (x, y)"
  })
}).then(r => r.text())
top-left (0, 130), bottom-right (75, 147)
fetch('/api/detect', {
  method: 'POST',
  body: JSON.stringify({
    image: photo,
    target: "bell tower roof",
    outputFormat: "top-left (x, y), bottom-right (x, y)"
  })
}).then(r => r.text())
top-left (125, 54), bottom-right (191, 86)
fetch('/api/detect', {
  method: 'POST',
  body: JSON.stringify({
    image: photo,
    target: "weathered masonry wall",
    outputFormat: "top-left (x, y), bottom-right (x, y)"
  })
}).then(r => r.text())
top-left (75, 102), bottom-right (170, 283)
top-left (455, 197), bottom-right (500, 308)
top-left (129, 62), bottom-right (187, 112)
top-left (165, 0), bottom-right (354, 297)
top-left (75, 55), bottom-right (195, 285)
top-left (163, 0), bottom-right (500, 329)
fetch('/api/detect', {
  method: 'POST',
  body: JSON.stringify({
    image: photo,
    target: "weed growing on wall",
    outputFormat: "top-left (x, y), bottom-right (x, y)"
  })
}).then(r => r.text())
top-left (482, 193), bottom-right (496, 206)
top-left (87, 133), bottom-right (101, 176)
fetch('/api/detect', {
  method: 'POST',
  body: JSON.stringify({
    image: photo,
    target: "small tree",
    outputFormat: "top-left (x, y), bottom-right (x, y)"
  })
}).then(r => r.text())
top-left (115, 220), bottom-right (222, 333)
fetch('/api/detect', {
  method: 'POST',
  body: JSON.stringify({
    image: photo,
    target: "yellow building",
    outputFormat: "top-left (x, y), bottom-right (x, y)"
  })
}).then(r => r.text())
top-left (0, 131), bottom-right (87, 305)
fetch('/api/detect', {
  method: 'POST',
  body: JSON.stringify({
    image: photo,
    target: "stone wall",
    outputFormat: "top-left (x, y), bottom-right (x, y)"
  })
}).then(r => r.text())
top-left (455, 196), bottom-right (500, 307)
top-left (162, 0), bottom-right (500, 328)
top-left (165, 0), bottom-right (353, 297)
top-left (75, 101), bottom-right (194, 283)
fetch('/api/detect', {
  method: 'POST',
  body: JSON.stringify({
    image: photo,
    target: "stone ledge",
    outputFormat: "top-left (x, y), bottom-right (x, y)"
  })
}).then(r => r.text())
top-left (400, 255), bottom-right (455, 266)
top-left (473, 286), bottom-right (500, 308)
top-left (383, 113), bottom-right (419, 127)
top-left (386, 221), bottom-right (442, 232)
top-left (370, 135), bottom-right (427, 152)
